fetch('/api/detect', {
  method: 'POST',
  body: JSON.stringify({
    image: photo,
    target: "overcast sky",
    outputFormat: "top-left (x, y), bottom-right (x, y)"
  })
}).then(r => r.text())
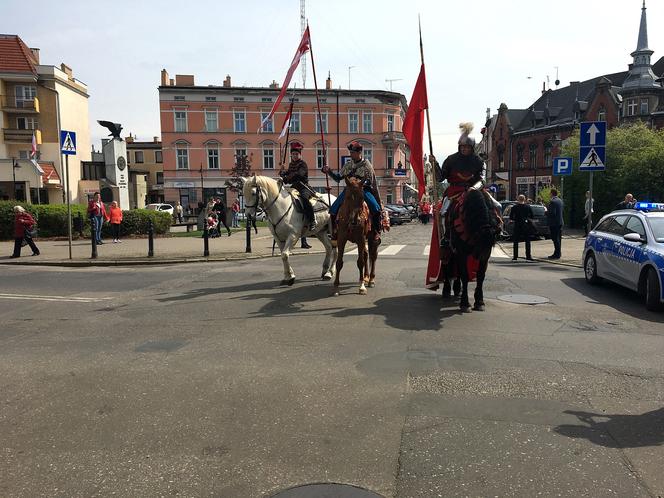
top-left (5, 0), bottom-right (662, 155)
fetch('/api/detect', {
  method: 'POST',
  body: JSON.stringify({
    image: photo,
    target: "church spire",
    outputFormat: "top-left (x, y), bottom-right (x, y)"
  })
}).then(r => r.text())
top-left (622, 0), bottom-right (659, 90)
top-left (636, 0), bottom-right (649, 51)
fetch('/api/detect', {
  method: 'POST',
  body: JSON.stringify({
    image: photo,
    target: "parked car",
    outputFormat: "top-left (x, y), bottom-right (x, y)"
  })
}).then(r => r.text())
top-left (404, 205), bottom-right (419, 220)
top-left (386, 204), bottom-right (411, 224)
top-left (500, 200), bottom-right (517, 213)
top-left (583, 202), bottom-right (664, 311)
top-left (146, 203), bottom-right (174, 216)
top-left (237, 209), bottom-right (266, 222)
top-left (384, 205), bottom-right (404, 226)
top-left (501, 203), bottom-right (550, 239)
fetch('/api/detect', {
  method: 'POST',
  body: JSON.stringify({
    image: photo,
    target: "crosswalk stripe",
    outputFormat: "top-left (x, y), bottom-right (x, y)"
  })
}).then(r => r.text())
top-left (379, 244), bottom-right (406, 256)
top-left (339, 244), bottom-right (509, 258)
top-left (491, 246), bottom-right (510, 259)
top-left (0, 293), bottom-right (111, 303)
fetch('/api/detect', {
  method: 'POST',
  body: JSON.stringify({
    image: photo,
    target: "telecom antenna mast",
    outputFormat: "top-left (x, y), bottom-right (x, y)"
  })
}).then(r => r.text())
top-left (300, 0), bottom-right (306, 88)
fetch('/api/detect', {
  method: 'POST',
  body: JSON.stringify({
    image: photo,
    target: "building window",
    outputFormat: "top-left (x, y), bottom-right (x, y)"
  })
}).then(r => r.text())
top-left (176, 145), bottom-right (189, 170)
top-left (386, 148), bottom-right (394, 169)
top-left (362, 111), bottom-right (373, 133)
top-left (316, 147), bottom-right (325, 169)
top-left (364, 147), bottom-right (373, 164)
top-left (233, 110), bottom-right (246, 132)
top-left (135, 151), bottom-right (144, 163)
top-left (260, 111), bottom-right (273, 133)
top-left (348, 110), bottom-right (359, 133)
top-left (155, 150), bottom-right (163, 163)
top-left (544, 143), bottom-right (552, 168)
top-left (174, 96), bottom-right (185, 101)
top-left (174, 111), bottom-right (187, 132)
top-left (641, 99), bottom-right (649, 115)
top-left (207, 145), bottom-right (220, 169)
top-left (261, 97), bottom-right (273, 102)
top-left (156, 172), bottom-right (164, 184)
top-left (127, 151), bottom-right (132, 163)
top-left (205, 110), bottom-right (218, 132)
top-left (529, 143), bottom-right (537, 169)
top-left (19, 150), bottom-right (30, 159)
top-left (263, 147), bottom-right (275, 169)
top-left (290, 111), bottom-right (301, 133)
top-left (17, 117), bottom-right (38, 130)
top-left (315, 111), bottom-right (328, 134)
top-left (235, 148), bottom-right (247, 161)
top-left (516, 144), bottom-right (524, 170)
top-left (234, 97), bottom-right (245, 102)
top-left (498, 150), bottom-right (505, 169)
top-left (627, 98), bottom-right (638, 117)
top-left (205, 96), bottom-right (217, 101)
top-left (387, 114), bottom-right (394, 132)
top-left (15, 85), bottom-right (36, 106)
top-left (597, 106), bottom-right (606, 122)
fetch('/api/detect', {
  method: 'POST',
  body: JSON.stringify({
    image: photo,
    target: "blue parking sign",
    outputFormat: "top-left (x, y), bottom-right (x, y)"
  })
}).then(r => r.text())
top-left (553, 157), bottom-right (573, 176)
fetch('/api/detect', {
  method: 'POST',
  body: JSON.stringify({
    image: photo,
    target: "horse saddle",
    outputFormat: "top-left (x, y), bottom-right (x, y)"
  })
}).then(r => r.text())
top-left (289, 188), bottom-right (328, 214)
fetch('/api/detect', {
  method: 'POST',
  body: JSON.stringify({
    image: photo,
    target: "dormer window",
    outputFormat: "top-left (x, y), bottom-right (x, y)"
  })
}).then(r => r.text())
top-left (641, 99), bottom-right (649, 115)
top-left (597, 106), bottom-right (606, 122)
top-left (626, 98), bottom-right (638, 117)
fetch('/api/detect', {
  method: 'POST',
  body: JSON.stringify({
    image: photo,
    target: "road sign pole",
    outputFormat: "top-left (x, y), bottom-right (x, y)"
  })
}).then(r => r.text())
top-left (588, 171), bottom-right (594, 234)
top-left (65, 154), bottom-right (72, 260)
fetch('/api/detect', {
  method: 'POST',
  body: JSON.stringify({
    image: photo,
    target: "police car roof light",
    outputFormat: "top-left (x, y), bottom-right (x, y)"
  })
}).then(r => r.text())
top-left (635, 201), bottom-right (664, 212)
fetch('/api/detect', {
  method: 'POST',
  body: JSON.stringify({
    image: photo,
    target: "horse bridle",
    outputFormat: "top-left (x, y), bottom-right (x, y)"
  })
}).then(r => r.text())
top-left (244, 179), bottom-right (293, 236)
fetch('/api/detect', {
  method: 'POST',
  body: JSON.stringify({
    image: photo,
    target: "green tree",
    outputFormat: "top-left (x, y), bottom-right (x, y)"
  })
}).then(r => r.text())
top-left (560, 122), bottom-right (664, 228)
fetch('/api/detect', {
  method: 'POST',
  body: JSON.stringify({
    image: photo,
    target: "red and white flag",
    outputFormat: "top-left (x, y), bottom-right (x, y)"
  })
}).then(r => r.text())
top-left (30, 133), bottom-right (37, 158)
top-left (402, 64), bottom-right (428, 200)
top-left (278, 107), bottom-right (292, 140)
top-left (258, 26), bottom-right (310, 132)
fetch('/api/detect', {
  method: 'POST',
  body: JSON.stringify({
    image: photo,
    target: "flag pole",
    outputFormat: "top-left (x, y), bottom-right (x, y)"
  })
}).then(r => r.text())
top-left (279, 92), bottom-right (296, 172)
top-left (307, 22), bottom-right (333, 222)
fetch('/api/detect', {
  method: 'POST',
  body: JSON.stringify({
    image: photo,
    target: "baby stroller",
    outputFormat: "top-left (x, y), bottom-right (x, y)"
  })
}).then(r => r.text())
top-left (206, 214), bottom-right (221, 238)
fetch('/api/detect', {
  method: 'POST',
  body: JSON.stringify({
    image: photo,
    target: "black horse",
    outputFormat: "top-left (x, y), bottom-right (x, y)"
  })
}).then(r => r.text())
top-left (447, 188), bottom-right (501, 312)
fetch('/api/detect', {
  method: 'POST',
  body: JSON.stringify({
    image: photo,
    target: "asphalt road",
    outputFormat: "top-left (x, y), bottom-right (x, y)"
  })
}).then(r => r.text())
top-left (1, 221), bottom-right (663, 498)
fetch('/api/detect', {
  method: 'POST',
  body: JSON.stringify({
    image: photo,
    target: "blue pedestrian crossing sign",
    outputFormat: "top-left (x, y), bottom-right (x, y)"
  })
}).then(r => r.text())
top-left (579, 121), bottom-right (606, 171)
top-left (60, 130), bottom-right (77, 155)
top-left (553, 157), bottom-right (573, 176)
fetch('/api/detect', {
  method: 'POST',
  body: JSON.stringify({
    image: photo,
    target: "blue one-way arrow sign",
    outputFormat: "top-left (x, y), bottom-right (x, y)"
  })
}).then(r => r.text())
top-left (580, 121), bottom-right (606, 147)
top-left (579, 121), bottom-right (606, 171)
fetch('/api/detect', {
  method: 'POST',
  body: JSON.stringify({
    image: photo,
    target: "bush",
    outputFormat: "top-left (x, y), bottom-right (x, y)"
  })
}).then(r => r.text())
top-left (0, 201), bottom-right (171, 240)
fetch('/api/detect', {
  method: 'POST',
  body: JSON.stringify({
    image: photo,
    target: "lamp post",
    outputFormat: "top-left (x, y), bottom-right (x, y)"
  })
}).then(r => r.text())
top-left (12, 157), bottom-right (21, 200)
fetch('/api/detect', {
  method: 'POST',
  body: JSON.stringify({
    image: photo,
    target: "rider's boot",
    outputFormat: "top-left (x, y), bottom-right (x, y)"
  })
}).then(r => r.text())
top-left (328, 214), bottom-right (338, 246)
top-left (306, 201), bottom-right (317, 230)
top-left (371, 212), bottom-right (382, 245)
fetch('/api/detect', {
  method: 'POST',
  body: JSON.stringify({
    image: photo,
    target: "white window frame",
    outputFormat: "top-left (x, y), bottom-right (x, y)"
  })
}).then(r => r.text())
top-left (627, 98), bottom-right (638, 117)
top-left (597, 107), bottom-right (606, 122)
top-left (207, 144), bottom-right (220, 169)
top-left (315, 110), bottom-right (328, 134)
top-left (233, 109), bottom-right (246, 133)
top-left (348, 110), bottom-right (359, 133)
top-left (235, 148), bottom-right (247, 161)
top-left (290, 111), bottom-right (301, 133)
top-left (386, 148), bottom-right (394, 169)
top-left (17, 117), bottom-right (38, 130)
top-left (15, 85), bottom-right (36, 106)
top-left (362, 111), bottom-right (373, 133)
top-left (262, 146), bottom-right (275, 170)
top-left (205, 109), bottom-right (218, 132)
top-left (316, 147), bottom-right (325, 169)
top-left (19, 150), bottom-right (30, 159)
top-left (260, 111), bottom-right (274, 133)
top-left (363, 147), bottom-right (373, 164)
top-left (176, 144), bottom-right (189, 170)
top-left (387, 114), bottom-right (394, 132)
top-left (640, 99), bottom-right (649, 115)
top-left (174, 110), bottom-right (188, 132)
top-left (155, 150), bottom-right (163, 163)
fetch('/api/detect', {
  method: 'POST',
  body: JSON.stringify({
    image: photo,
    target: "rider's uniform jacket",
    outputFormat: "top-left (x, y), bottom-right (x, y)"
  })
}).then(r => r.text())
top-left (437, 152), bottom-right (485, 200)
top-left (330, 158), bottom-right (382, 206)
top-left (280, 159), bottom-right (309, 190)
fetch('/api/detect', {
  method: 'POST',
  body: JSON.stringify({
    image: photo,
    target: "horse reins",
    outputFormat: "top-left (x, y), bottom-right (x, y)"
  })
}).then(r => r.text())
top-left (247, 179), bottom-right (293, 240)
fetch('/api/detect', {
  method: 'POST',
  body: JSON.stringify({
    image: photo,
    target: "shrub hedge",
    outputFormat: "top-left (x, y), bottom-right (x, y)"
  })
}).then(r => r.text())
top-left (0, 201), bottom-right (172, 239)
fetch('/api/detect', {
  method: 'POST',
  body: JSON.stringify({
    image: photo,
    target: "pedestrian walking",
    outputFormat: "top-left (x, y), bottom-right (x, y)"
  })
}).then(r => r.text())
top-left (616, 193), bottom-right (636, 210)
top-left (510, 195), bottom-right (534, 261)
top-left (231, 199), bottom-right (241, 228)
top-left (583, 191), bottom-right (594, 236)
top-left (10, 206), bottom-right (39, 258)
top-left (109, 201), bottom-right (123, 243)
top-left (175, 201), bottom-right (184, 223)
top-left (300, 236), bottom-right (312, 249)
top-left (87, 192), bottom-right (109, 245)
top-left (212, 197), bottom-right (232, 236)
top-left (546, 189), bottom-right (564, 259)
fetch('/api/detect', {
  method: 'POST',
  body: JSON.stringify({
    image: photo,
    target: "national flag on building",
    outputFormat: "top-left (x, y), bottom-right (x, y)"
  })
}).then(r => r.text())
top-left (258, 26), bottom-right (311, 132)
top-left (31, 132), bottom-right (37, 158)
top-left (278, 107), bottom-right (293, 140)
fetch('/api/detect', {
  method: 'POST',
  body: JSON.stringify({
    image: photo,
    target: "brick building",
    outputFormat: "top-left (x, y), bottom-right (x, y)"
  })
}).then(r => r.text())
top-left (483, 2), bottom-right (664, 200)
top-left (158, 71), bottom-right (410, 212)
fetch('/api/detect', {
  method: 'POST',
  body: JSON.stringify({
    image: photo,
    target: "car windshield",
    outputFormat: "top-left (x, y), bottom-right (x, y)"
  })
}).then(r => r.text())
top-left (531, 205), bottom-right (546, 216)
top-left (647, 217), bottom-right (664, 242)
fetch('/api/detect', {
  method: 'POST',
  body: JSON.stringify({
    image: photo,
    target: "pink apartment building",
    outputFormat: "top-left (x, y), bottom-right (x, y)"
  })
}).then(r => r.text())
top-left (158, 70), bottom-right (412, 211)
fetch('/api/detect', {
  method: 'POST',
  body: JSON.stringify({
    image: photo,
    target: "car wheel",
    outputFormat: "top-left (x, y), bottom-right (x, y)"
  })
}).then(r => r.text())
top-left (584, 253), bottom-right (601, 285)
top-left (645, 267), bottom-right (663, 311)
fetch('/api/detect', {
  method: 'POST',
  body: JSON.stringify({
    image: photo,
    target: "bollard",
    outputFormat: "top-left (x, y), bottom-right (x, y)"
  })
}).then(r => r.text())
top-left (245, 216), bottom-right (252, 253)
top-left (91, 226), bottom-right (98, 259)
top-left (148, 220), bottom-right (154, 257)
top-left (203, 223), bottom-right (210, 257)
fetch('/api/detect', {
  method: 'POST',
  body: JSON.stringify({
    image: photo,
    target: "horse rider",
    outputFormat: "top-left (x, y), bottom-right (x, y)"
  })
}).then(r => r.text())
top-left (279, 141), bottom-right (317, 230)
top-left (430, 122), bottom-right (498, 247)
top-left (322, 141), bottom-right (382, 243)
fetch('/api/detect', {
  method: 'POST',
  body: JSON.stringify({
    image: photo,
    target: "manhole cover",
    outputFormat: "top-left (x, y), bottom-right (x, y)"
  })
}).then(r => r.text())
top-left (497, 294), bottom-right (550, 305)
top-left (271, 483), bottom-right (384, 497)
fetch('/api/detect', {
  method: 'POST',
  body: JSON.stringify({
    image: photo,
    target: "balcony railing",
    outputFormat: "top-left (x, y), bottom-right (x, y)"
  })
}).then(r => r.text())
top-left (381, 131), bottom-right (406, 145)
top-left (2, 128), bottom-right (42, 144)
top-left (0, 96), bottom-right (40, 113)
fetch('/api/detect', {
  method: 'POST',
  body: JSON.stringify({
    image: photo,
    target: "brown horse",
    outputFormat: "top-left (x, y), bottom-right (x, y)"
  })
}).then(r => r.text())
top-left (333, 177), bottom-right (379, 295)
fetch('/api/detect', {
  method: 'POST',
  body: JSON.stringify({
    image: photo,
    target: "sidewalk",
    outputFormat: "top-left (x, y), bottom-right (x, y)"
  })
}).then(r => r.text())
top-left (0, 227), bottom-right (319, 266)
top-left (498, 229), bottom-right (586, 268)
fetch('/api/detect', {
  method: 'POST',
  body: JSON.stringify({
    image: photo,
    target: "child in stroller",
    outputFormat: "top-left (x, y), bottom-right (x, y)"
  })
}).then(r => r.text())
top-left (206, 213), bottom-right (221, 238)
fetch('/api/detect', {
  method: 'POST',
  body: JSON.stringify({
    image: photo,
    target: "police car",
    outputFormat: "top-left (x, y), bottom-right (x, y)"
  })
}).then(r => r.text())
top-left (583, 202), bottom-right (664, 311)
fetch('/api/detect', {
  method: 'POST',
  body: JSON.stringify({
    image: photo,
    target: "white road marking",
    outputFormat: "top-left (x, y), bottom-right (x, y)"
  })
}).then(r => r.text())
top-left (491, 246), bottom-right (510, 259)
top-left (379, 244), bottom-right (406, 256)
top-left (424, 245), bottom-right (430, 256)
top-left (0, 293), bottom-right (111, 303)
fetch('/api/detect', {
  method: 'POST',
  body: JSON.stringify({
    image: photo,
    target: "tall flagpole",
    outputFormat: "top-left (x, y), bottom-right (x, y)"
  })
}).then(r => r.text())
top-left (307, 22), bottom-right (333, 233)
top-left (279, 93), bottom-right (296, 171)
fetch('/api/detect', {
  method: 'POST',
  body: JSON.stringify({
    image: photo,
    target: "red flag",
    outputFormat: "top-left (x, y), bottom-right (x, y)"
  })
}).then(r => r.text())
top-left (402, 64), bottom-right (428, 199)
top-left (278, 103), bottom-right (293, 139)
top-left (31, 133), bottom-right (37, 158)
top-left (259, 27), bottom-right (310, 132)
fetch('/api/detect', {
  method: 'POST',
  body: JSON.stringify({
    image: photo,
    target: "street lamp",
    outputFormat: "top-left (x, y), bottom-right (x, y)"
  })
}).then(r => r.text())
top-left (12, 157), bottom-right (21, 200)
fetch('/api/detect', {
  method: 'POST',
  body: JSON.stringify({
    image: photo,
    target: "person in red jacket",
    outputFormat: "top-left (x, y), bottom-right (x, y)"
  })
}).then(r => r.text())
top-left (87, 192), bottom-right (110, 245)
top-left (109, 201), bottom-right (123, 243)
top-left (10, 206), bottom-right (40, 258)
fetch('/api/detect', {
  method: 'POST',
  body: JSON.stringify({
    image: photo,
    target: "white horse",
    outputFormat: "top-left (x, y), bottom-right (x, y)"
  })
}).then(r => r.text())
top-left (242, 175), bottom-right (337, 286)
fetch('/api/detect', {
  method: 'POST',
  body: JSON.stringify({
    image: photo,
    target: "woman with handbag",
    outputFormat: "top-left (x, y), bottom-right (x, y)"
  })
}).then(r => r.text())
top-left (10, 206), bottom-right (40, 258)
top-left (509, 195), bottom-right (534, 261)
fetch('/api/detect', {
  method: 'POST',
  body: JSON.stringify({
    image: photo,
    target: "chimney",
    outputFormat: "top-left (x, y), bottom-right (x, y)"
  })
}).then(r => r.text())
top-left (60, 63), bottom-right (73, 79)
top-left (175, 74), bottom-right (195, 86)
top-left (269, 80), bottom-right (279, 89)
top-left (542, 81), bottom-right (546, 94)
top-left (126, 134), bottom-right (134, 144)
top-left (30, 47), bottom-right (40, 64)
top-left (153, 136), bottom-right (159, 143)
top-left (223, 75), bottom-right (232, 87)
top-left (326, 71), bottom-right (332, 90)
top-left (161, 69), bottom-right (169, 86)
top-left (169, 78), bottom-right (174, 86)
